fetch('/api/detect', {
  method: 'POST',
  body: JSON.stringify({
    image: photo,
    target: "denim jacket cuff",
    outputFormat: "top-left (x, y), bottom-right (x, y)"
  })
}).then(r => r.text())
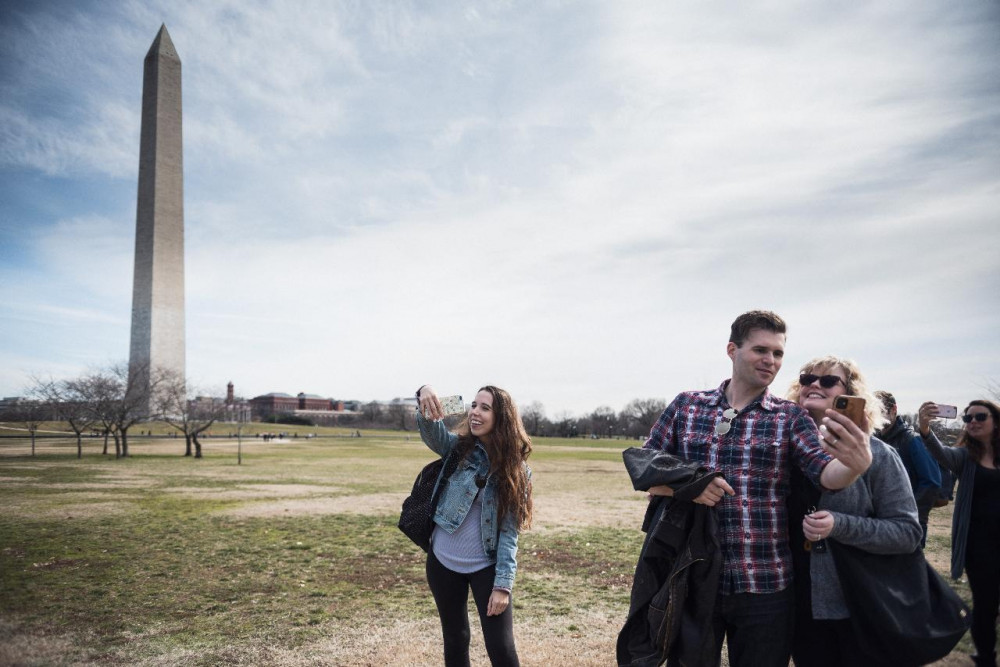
top-left (493, 571), bottom-right (515, 591)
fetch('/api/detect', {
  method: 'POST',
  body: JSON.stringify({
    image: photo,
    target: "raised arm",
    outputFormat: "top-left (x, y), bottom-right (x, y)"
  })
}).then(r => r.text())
top-left (415, 385), bottom-right (458, 458)
top-left (917, 401), bottom-right (966, 475)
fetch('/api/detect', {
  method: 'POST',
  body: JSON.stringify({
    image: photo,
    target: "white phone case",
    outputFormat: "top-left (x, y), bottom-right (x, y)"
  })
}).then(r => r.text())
top-left (439, 395), bottom-right (465, 416)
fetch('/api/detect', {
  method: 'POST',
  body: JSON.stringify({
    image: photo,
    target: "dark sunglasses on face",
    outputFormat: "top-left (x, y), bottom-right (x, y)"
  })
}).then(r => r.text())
top-left (963, 413), bottom-right (989, 424)
top-left (799, 373), bottom-right (846, 389)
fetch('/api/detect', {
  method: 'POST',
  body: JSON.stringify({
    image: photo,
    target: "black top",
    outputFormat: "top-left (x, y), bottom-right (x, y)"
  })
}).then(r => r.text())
top-left (968, 464), bottom-right (1000, 550)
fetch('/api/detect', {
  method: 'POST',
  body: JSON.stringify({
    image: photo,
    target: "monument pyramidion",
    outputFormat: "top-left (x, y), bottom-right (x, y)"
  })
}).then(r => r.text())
top-left (128, 24), bottom-right (185, 410)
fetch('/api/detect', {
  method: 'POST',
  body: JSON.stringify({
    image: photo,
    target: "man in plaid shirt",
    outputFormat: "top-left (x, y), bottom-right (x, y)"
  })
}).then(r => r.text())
top-left (643, 310), bottom-right (872, 667)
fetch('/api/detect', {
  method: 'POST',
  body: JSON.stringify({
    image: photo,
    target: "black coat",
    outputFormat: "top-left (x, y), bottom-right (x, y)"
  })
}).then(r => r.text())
top-left (617, 448), bottom-right (723, 667)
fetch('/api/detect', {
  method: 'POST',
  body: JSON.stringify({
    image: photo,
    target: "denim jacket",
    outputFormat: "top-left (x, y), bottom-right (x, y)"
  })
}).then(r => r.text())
top-left (416, 413), bottom-right (527, 591)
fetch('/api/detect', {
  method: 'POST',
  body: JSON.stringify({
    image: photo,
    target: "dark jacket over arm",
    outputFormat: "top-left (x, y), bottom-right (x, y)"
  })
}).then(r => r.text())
top-left (617, 448), bottom-right (723, 667)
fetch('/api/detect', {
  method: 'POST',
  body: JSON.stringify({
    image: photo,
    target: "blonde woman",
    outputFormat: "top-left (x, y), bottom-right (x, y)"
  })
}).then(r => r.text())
top-left (786, 356), bottom-right (921, 666)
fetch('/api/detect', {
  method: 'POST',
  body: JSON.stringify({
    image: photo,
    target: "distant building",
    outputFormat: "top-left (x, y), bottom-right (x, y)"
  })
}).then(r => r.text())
top-left (249, 393), bottom-right (299, 419)
top-left (189, 381), bottom-right (250, 422)
top-left (0, 396), bottom-right (29, 410)
top-left (248, 391), bottom-right (355, 423)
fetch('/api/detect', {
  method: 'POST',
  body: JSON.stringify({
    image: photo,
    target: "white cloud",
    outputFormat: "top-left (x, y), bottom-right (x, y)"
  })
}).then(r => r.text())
top-left (1, 1), bottom-right (998, 415)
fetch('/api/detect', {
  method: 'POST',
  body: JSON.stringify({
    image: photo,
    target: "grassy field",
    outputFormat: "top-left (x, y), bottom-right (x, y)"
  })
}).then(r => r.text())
top-left (0, 430), bottom-right (977, 666)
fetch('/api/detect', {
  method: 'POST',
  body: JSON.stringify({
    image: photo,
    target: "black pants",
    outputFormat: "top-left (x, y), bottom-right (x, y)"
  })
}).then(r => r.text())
top-left (426, 551), bottom-right (519, 667)
top-left (710, 587), bottom-right (793, 667)
top-left (792, 616), bottom-right (866, 666)
top-left (966, 542), bottom-right (1000, 665)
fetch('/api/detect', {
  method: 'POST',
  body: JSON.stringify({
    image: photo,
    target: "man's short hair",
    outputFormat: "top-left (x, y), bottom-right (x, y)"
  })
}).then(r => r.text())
top-left (729, 310), bottom-right (787, 347)
top-left (875, 390), bottom-right (896, 415)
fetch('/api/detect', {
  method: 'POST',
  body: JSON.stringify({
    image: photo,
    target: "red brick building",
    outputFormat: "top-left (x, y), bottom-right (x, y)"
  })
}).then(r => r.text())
top-left (249, 392), bottom-right (345, 421)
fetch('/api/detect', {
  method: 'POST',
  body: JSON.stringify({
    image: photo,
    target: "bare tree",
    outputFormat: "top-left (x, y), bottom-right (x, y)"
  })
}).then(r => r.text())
top-left (9, 393), bottom-right (50, 457)
top-left (521, 401), bottom-right (547, 436)
top-left (620, 398), bottom-right (668, 439)
top-left (386, 400), bottom-right (414, 431)
top-left (552, 411), bottom-right (579, 438)
top-left (987, 379), bottom-right (1000, 403)
top-left (80, 361), bottom-right (161, 458)
top-left (154, 372), bottom-right (226, 458)
top-left (86, 371), bottom-right (122, 456)
top-left (33, 377), bottom-right (97, 459)
top-left (589, 406), bottom-right (617, 439)
top-left (363, 401), bottom-right (382, 425)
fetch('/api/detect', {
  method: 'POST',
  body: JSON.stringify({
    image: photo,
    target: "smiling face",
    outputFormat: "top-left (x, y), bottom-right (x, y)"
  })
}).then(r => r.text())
top-left (727, 328), bottom-right (785, 392)
top-left (469, 389), bottom-right (497, 442)
top-left (797, 364), bottom-right (848, 423)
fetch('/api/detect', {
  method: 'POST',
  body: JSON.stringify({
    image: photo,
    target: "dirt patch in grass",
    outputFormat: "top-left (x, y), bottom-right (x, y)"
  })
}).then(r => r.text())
top-left (280, 610), bottom-right (621, 667)
top-left (6, 499), bottom-right (137, 520)
top-left (0, 475), bottom-right (33, 484)
top-left (47, 479), bottom-right (157, 489)
top-left (218, 493), bottom-right (409, 518)
top-left (165, 483), bottom-right (342, 500)
top-left (0, 618), bottom-right (97, 666)
top-left (211, 486), bottom-right (646, 531)
top-left (532, 491), bottom-right (646, 531)
top-left (113, 608), bottom-right (622, 666)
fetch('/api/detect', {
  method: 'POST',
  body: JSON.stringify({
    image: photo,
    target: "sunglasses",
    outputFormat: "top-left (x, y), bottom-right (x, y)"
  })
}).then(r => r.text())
top-left (799, 373), bottom-right (846, 389)
top-left (715, 408), bottom-right (738, 436)
top-left (963, 413), bottom-right (990, 424)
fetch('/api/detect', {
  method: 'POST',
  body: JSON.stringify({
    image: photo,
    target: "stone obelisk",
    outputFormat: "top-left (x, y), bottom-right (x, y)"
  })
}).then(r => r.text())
top-left (128, 24), bottom-right (185, 408)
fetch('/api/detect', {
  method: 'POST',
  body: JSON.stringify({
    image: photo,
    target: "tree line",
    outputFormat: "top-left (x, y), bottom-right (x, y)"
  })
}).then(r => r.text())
top-left (2, 362), bottom-right (234, 459)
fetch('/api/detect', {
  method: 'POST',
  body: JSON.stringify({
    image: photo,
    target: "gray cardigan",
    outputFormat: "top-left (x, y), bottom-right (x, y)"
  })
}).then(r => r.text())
top-left (921, 430), bottom-right (976, 580)
top-left (809, 437), bottom-right (922, 619)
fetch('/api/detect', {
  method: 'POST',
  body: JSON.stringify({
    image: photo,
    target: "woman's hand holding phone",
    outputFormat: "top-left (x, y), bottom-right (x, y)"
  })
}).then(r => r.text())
top-left (417, 385), bottom-right (445, 421)
top-left (821, 409), bottom-right (872, 475)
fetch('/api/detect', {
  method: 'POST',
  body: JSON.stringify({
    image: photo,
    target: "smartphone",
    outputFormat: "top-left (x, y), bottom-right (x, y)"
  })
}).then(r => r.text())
top-left (934, 404), bottom-right (958, 420)
top-left (833, 395), bottom-right (866, 428)
top-left (439, 395), bottom-right (465, 417)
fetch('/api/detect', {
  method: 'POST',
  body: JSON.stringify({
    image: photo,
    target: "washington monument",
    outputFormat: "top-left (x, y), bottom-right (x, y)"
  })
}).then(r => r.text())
top-left (128, 24), bottom-right (185, 405)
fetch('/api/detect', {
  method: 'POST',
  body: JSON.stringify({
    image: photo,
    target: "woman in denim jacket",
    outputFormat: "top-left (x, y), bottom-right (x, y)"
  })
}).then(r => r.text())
top-left (416, 384), bottom-right (533, 667)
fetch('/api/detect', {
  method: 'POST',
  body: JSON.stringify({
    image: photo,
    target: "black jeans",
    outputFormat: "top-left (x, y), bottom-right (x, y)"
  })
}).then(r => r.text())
top-left (711, 587), bottom-right (793, 667)
top-left (426, 551), bottom-right (519, 667)
top-left (791, 616), bottom-right (866, 666)
top-left (966, 543), bottom-right (1000, 665)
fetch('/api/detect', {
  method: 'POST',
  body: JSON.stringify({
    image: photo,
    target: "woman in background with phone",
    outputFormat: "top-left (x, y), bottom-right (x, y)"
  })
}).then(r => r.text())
top-left (414, 384), bottom-right (533, 667)
top-left (919, 399), bottom-right (1000, 667)
top-left (786, 356), bottom-right (921, 666)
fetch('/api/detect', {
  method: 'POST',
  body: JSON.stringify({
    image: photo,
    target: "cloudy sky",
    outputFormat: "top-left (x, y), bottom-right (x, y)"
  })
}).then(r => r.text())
top-left (1, 1), bottom-right (998, 418)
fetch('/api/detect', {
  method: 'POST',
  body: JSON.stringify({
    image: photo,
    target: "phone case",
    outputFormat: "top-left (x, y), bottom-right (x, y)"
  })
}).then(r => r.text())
top-left (935, 404), bottom-right (958, 419)
top-left (439, 395), bottom-right (465, 416)
top-left (833, 395), bottom-right (866, 427)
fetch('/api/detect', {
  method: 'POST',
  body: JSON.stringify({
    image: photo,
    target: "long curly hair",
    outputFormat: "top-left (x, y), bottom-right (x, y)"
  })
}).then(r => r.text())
top-left (785, 355), bottom-right (884, 436)
top-left (455, 385), bottom-right (533, 530)
top-left (957, 400), bottom-right (1000, 467)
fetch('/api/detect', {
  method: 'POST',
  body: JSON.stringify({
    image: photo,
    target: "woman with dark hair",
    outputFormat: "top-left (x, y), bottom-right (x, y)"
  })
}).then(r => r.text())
top-left (415, 384), bottom-right (533, 667)
top-left (919, 399), bottom-right (1000, 667)
top-left (786, 356), bottom-right (921, 666)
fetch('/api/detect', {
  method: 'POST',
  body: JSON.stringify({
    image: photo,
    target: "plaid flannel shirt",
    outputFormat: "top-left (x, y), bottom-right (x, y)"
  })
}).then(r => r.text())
top-left (643, 380), bottom-right (832, 595)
